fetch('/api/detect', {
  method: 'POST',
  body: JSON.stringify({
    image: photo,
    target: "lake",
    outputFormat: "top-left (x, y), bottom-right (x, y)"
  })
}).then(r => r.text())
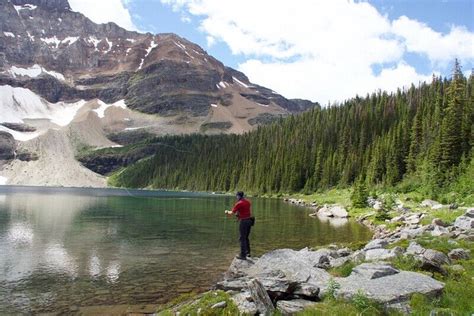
top-left (0, 186), bottom-right (372, 314)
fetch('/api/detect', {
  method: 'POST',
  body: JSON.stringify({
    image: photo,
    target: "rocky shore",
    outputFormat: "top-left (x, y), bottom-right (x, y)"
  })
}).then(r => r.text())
top-left (161, 198), bottom-right (473, 315)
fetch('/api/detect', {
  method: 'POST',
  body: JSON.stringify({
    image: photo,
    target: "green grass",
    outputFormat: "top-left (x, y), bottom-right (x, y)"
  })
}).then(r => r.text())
top-left (157, 290), bottom-right (239, 316)
top-left (298, 293), bottom-right (400, 316)
top-left (420, 208), bottom-right (464, 226)
top-left (329, 261), bottom-right (357, 277)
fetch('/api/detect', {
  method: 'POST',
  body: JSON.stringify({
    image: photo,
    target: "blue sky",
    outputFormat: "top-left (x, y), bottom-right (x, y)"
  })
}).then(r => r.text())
top-left (70, 0), bottom-right (474, 103)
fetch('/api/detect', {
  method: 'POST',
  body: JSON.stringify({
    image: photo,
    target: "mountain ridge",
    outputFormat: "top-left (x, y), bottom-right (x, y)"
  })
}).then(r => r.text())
top-left (0, 0), bottom-right (319, 187)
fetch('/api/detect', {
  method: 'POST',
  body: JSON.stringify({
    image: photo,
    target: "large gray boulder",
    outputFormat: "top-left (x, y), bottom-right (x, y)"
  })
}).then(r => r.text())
top-left (406, 242), bottom-right (425, 255)
top-left (317, 205), bottom-right (348, 218)
top-left (336, 263), bottom-right (444, 305)
top-left (246, 249), bottom-right (332, 294)
top-left (454, 210), bottom-right (474, 231)
top-left (364, 239), bottom-right (388, 250)
top-left (421, 249), bottom-right (450, 274)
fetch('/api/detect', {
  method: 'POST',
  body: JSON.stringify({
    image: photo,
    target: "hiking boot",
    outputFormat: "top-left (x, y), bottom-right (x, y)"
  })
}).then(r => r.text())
top-left (235, 255), bottom-right (247, 260)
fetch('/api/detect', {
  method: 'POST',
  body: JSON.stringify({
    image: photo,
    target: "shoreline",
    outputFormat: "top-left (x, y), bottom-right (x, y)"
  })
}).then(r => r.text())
top-left (160, 196), bottom-right (473, 315)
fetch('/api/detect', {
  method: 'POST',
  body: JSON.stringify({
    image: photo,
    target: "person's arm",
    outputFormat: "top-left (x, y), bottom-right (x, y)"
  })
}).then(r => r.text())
top-left (225, 202), bottom-right (240, 216)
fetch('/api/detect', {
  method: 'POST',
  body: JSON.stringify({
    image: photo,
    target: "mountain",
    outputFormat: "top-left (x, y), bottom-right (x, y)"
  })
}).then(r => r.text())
top-left (0, 0), bottom-right (319, 187)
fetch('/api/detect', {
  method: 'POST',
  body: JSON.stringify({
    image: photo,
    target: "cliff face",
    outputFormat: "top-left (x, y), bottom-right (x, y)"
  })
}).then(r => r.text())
top-left (0, 0), bottom-right (316, 120)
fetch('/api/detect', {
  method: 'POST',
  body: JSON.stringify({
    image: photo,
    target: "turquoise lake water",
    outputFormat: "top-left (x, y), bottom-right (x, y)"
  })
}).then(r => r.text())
top-left (0, 186), bottom-right (371, 314)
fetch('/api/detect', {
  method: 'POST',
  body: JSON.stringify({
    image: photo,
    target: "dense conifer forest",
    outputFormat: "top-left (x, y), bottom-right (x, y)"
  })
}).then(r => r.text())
top-left (111, 60), bottom-right (473, 199)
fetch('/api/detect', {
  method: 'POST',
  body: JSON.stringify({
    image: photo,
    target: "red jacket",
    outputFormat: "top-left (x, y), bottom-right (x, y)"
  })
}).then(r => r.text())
top-left (232, 198), bottom-right (252, 220)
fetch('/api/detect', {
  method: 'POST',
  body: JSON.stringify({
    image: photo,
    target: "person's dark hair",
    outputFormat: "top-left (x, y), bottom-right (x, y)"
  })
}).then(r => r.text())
top-left (236, 191), bottom-right (244, 199)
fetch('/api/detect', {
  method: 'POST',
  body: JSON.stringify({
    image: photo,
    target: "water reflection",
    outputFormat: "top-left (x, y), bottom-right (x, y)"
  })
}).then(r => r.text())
top-left (0, 189), bottom-right (372, 314)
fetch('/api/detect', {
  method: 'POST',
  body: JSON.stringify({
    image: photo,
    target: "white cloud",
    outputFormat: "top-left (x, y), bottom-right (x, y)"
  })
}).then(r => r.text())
top-left (392, 16), bottom-right (474, 66)
top-left (69, 0), bottom-right (138, 31)
top-left (160, 0), bottom-right (474, 103)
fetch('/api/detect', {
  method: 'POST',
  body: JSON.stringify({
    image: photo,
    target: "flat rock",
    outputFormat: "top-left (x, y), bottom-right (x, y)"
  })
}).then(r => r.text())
top-left (351, 263), bottom-right (399, 279)
top-left (336, 266), bottom-right (444, 305)
top-left (276, 299), bottom-right (317, 315)
top-left (364, 248), bottom-right (398, 261)
top-left (225, 257), bottom-right (255, 279)
top-left (216, 278), bottom-right (250, 291)
top-left (364, 239), bottom-right (388, 250)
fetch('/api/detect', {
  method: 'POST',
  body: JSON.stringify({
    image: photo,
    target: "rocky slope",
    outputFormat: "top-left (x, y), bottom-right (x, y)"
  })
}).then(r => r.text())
top-left (0, 0), bottom-right (319, 187)
top-left (167, 203), bottom-right (473, 315)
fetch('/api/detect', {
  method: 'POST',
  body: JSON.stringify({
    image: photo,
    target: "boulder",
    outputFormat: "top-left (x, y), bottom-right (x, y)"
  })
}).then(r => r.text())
top-left (336, 263), bottom-right (444, 306)
top-left (406, 242), bottom-right (425, 255)
top-left (364, 239), bottom-right (388, 250)
top-left (317, 205), bottom-right (348, 218)
top-left (448, 248), bottom-right (471, 260)
top-left (317, 205), bottom-right (333, 217)
top-left (454, 213), bottom-right (474, 231)
top-left (248, 279), bottom-right (275, 314)
top-left (432, 218), bottom-right (448, 227)
top-left (373, 201), bottom-right (384, 210)
top-left (421, 199), bottom-right (442, 209)
top-left (276, 299), bottom-right (317, 315)
top-left (330, 205), bottom-right (349, 218)
top-left (224, 257), bottom-right (255, 279)
top-left (404, 214), bottom-right (421, 225)
top-left (431, 225), bottom-right (450, 237)
top-left (421, 249), bottom-right (450, 274)
top-left (231, 291), bottom-right (258, 315)
top-left (293, 283), bottom-right (320, 299)
top-left (245, 249), bottom-right (332, 297)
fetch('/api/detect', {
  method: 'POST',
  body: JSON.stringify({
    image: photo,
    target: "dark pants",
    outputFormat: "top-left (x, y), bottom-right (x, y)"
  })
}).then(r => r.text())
top-left (239, 218), bottom-right (252, 257)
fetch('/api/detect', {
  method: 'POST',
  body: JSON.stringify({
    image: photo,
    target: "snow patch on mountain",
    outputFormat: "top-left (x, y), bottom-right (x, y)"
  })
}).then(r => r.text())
top-left (3, 32), bottom-right (15, 38)
top-left (0, 85), bottom-right (86, 127)
top-left (7, 64), bottom-right (65, 81)
top-left (232, 76), bottom-right (250, 88)
top-left (0, 125), bottom-right (40, 141)
top-left (93, 99), bottom-right (127, 118)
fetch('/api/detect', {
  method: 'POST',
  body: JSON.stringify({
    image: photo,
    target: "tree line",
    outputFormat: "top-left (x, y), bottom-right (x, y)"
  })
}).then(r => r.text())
top-left (111, 60), bottom-right (473, 197)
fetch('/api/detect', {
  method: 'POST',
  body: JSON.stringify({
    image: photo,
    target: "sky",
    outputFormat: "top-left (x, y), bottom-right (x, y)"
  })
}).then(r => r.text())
top-left (69, 0), bottom-right (474, 104)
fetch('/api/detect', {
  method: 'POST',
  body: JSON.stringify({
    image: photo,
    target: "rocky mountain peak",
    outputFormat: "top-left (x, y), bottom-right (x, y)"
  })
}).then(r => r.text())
top-left (10, 0), bottom-right (71, 11)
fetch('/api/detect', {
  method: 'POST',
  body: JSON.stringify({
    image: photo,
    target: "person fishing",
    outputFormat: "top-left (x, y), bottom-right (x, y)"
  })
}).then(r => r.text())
top-left (225, 191), bottom-right (254, 260)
